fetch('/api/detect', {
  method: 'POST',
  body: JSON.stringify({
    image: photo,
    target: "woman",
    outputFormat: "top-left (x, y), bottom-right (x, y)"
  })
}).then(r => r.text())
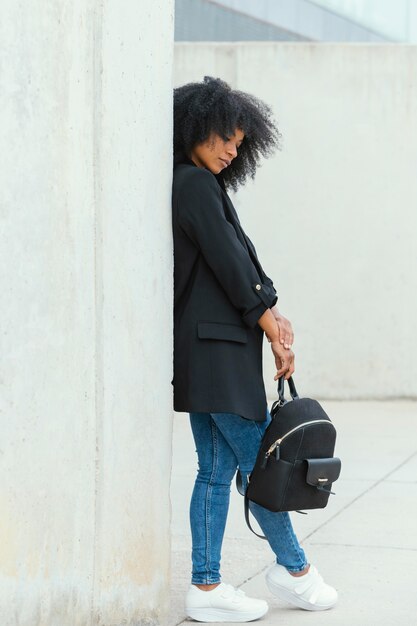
top-left (172, 76), bottom-right (337, 622)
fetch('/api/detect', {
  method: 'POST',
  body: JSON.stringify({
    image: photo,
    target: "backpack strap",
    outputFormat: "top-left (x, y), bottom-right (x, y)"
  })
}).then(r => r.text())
top-left (244, 492), bottom-right (267, 540)
top-left (236, 470), bottom-right (308, 540)
top-left (236, 470), bottom-right (267, 540)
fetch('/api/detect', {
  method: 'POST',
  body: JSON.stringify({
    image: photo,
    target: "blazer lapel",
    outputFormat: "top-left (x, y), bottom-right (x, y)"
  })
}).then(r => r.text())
top-left (220, 191), bottom-right (247, 247)
top-left (220, 190), bottom-right (264, 280)
top-left (178, 159), bottom-right (265, 280)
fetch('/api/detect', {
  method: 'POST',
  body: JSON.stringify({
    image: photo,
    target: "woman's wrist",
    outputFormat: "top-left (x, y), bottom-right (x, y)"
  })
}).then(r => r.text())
top-left (258, 308), bottom-right (280, 343)
top-left (266, 333), bottom-right (280, 343)
top-left (270, 304), bottom-right (280, 321)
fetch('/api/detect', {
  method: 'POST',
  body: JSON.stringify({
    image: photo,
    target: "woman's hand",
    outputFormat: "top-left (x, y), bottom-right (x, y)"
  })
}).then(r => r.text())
top-left (270, 340), bottom-right (295, 381)
top-left (256, 307), bottom-right (295, 380)
top-left (271, 306), bottom-right (294, 350)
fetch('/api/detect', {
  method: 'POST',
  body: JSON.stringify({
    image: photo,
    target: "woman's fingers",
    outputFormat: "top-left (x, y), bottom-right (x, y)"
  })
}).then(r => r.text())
top-left (273, 346), bottom-right (295, 381)
top-left (276, 318), bottom-right (294, 350)
top-left (274, 367), bottom-right (286, 380)
top-left (285, 326), bottom-right (294, 349)
top-left (284, 353), bottom-right (295, 380)
top-left (273, 359), bottom-right (288, 379)
top-left (284, 332), bottom-right (292, 349)
top-left (273, 350), bottom-right (293, 380)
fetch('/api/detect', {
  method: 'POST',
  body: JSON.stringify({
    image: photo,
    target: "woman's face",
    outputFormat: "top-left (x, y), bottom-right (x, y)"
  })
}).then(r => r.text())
top-left (190, 128), bottom-right (245, 174)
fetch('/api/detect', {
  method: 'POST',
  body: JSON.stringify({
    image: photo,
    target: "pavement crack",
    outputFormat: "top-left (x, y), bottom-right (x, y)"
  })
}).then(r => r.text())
top-left (309, 542), bottom-right (417, 552)
top-left (300, 450), bottom-right (417, 543)
top-left (383, 479), bottom-right (417, 484)
top-left (234, 450), bottom-right (417, 591)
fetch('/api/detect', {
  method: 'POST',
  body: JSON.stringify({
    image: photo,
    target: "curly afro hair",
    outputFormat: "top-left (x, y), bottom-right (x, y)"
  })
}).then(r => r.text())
top-left (173, 76), bottom-right (282, 192)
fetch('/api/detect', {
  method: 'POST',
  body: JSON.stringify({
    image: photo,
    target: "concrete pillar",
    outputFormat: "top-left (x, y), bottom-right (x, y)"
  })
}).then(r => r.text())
top-left (0, 2), bottom-right (174, 625)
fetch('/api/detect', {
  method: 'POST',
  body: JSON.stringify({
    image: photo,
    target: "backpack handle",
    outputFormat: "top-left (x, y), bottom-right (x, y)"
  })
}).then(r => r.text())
top-left (278, 375), bottom-right (299, 403)
top-left (270, 376), bottom-right (299, 419)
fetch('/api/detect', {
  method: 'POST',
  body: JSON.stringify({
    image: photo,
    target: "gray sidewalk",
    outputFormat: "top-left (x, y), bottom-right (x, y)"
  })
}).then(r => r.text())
top-left (169, 401), bottom-right (417, 625)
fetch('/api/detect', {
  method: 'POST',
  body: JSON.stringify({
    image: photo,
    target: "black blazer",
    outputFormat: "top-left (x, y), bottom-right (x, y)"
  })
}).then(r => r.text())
top-left (172, 157), bottom-right (278, 421)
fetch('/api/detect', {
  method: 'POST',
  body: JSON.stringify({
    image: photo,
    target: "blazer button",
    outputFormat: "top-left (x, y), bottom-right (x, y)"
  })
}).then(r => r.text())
top-left (255, 284), bottom-right (261, 290)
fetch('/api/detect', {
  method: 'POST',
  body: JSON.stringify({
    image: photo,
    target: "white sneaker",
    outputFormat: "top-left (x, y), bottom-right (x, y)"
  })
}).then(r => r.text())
top-left (265, 563), bottom-right (338, 611)
top-left (185, 582), bottom-right (269, 622)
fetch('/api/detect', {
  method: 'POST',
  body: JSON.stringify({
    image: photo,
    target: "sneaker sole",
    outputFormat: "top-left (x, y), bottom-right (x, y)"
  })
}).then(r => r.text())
top-left (266, 576), bottom-right (337, 612)
top-left (186, 605), bottom-right (268, 622)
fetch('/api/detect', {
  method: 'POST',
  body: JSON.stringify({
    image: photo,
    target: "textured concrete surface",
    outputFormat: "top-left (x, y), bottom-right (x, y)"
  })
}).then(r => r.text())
top-left (0, 2), bottom-right (174, 624)
top-left (170, 400), bottom-right (417, 625)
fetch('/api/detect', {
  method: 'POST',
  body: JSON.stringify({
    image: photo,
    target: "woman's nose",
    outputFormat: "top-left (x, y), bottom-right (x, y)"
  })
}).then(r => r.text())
top-left (227, 144), bottom-right (237, 158)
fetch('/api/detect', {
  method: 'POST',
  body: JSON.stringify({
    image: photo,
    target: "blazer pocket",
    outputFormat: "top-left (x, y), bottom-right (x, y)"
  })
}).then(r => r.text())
top-left (197, 321), bottom-right (248, 344)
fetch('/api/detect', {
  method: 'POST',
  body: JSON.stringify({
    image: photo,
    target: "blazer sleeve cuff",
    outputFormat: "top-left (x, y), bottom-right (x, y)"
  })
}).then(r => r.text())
top-left (242, 301), bottom-right (269, 328)
top-left (263, 275), bottom-right (277, 295)
top-left (242, 282), bottom-right (278, 328)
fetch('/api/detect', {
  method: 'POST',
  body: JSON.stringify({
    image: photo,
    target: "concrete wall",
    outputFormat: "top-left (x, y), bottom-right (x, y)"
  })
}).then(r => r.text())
top-left (0, 2), bottom-right (174, 625)
top-left (174, 43), bottom-right (417, 399)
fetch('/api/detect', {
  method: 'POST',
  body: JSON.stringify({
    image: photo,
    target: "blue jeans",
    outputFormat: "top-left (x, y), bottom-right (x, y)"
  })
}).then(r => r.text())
top-left (189, 410), bottom-right (308, 584)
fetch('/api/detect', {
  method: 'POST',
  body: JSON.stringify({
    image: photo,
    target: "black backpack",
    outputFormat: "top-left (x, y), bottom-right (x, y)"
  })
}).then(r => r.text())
top-left (237, 377), bottom-right (341, 539)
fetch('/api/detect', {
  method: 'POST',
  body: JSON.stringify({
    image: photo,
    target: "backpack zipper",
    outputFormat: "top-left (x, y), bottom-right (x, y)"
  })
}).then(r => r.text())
top-left (261, 419), bottom-right (334, 467)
